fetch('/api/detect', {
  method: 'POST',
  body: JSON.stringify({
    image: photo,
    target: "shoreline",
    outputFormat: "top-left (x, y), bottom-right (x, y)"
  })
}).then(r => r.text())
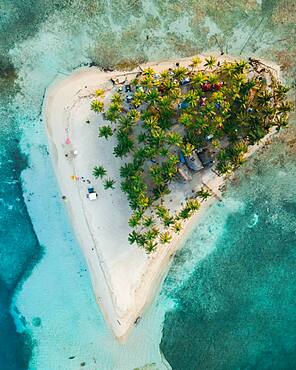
top-left (43, 55), bottom-right (280, 341)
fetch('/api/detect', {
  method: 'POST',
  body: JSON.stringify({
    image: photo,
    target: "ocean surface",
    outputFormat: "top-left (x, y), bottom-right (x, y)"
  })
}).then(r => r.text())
top-left (0, 1), bottom-right (295, 369)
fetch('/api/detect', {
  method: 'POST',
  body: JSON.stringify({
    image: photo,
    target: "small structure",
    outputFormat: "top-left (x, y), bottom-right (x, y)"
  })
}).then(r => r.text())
top-left (197, 149), bottom-right (214, 168)
top-left (185, 150), bottom-right (204, 172)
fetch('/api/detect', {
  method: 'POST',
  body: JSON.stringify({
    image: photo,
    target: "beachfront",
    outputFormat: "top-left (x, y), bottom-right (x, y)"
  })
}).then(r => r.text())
top-left (43, 55), bottom-right (283, 340)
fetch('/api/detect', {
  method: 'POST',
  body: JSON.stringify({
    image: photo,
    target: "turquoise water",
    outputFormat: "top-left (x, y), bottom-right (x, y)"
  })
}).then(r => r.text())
top-left (160, 128), bottom-right (296, 369)
top-left (0, 1), bottom-right (295, 369)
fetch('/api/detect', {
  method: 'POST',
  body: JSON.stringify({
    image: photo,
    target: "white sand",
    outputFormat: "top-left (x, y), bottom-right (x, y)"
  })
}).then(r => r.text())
top-left (43, 55), bottom-right (280, 340)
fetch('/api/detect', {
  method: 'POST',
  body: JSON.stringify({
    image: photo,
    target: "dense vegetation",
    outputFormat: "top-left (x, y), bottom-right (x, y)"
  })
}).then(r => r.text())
top-left (91, 57), bottom-right (292, 252)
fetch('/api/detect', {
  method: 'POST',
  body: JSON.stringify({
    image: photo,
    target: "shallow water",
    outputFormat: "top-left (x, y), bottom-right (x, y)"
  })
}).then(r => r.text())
top-left (0, 1), bottom-right (295, 369)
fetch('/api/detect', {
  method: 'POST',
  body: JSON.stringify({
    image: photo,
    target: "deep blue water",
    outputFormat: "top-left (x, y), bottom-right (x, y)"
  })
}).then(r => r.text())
top-left (0, 1), bottom-right (295, 369)
top-left (0, 102), bottom-right (41, 368)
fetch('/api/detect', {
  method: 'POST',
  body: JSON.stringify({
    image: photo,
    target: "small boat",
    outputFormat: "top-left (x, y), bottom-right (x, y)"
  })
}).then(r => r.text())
top-left (134, 316), bottom-right (141, 325)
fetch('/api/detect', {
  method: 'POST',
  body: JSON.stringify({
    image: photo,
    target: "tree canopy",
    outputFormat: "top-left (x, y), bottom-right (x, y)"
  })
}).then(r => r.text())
top-left (91, 57), bottom-right (292, 252)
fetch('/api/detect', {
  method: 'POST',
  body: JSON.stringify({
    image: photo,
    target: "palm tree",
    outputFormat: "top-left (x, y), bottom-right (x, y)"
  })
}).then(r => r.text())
top-left (197, 188), bottom-right (211, 201)
top-left (150, 164), bottom-right (163, 185)
top-left (277, 101), bottom-right (293, 114)
top-left (152, 184), bottom-right (170, 199)
top-left (99, 125), bottom-right (113, 139)
top-left (173, 66), bottom-right (187, 81)
top-left (145, 240), bottom-right (158, 253)
top-left (93, 165), bottom-right (107, 179)
top-left (159, 231), bottom-right (172, 244)
top-left (178, 208), bottom-right (190, 220)
top-left (137, 193), bottom-right (150, 210)
top-left (158, 96), bottom-right (173, 111)
top-left (160, 70), bottom-right (170, 79)
top-left (142, 216), bottom-right (155, 228)
top-left (128, 213), bottom-right (142, 228)
top-left (186, 198), bottom-right (200, 211)
top-left (204, 56), bottom-right (217, 70)
top-left (128, 230), bottom-right (141, 244)
top-left (185, 90), bottom-right (200, 108)
top-left (166, 131), bottom-right (182, 147)
top-left (143, 115), bottom-right (159, 130)
top-left (91, 100), bottom-right (104, 112)
top-left (208, 73), bottom-right (219, 84)
top-left (179, 113), bottom-right (193, 128)
top-left (273, 83), bottom-right (290, 101)
top-left (233, 60), bottom-right (248, 74)
top-left (128, 109), bottom-right (141, 123)
top-left (109, 101), bottom-right (122, 113)
top-left (104, 178), bottom-right (116, 190)
top-left (144, 229), bottom-right (157, 242)
top-left (114, 130), bottom-right (134, 157)
top-left (95, 89), bottom-right (104, 97)
top-left (191, 71), bottom-right (206, 86)
top-left (143, 67), bottom-right (155, 78)
top-left (132, 91), bottom-right (146, 107)
top-left (172, 221), bottom-right (183, 234)
top-left (181, 142), bottom-right (195, 156)
top-left (155, 205), bottom-right (169, 221)
top-left (105, 109), bottom-right (119, 122)
top-left (118, 115), bottom-right (133, 130)
top-left (256, 91), bottom-right (272, 105)
top-left (146, 90), bottom-right (160, 106)
top-left (163, 215), bottom-right (174, 227)
top-left (111, 92), bottom-right (123, 105)
top-left (190, 57), bottom-right (202, 69)
top-left (120, 162), bottom-right (137, 178)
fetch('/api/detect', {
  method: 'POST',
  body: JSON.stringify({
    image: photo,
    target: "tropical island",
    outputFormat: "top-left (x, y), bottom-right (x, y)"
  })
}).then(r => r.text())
top-left (43, 55), bottom-right (292, 340)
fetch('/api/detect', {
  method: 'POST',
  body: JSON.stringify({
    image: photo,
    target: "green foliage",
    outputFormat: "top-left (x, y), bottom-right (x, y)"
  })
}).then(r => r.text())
top-left (91, 57), bottom-right (292, 251)
top-left (91, 100), bottom-right (104, 112)
top-left (197, 188), bottom-right (211, 201)
top-left (114, 129), bottom-right (134, 158)
top-left (98, 125), bottom-right (113, 139)
top-left (159, 231), bottom-right (172, 245)
top-left (142, 216), bottom-right (155, 228)
top-left (129, 212), bottom-right (143, 228)
top-left (93, 165), bottom-right (107, 178)
top-left (95, 89), bottom-right (104, 97)
top-left (172, 221), bottom-right (183, 234)
top-left (103, 178), bottom-right (116, 190)
top-left (204, 56), bottom-right (217, 69)
top-left (190, 57), bottom-right (202, 69)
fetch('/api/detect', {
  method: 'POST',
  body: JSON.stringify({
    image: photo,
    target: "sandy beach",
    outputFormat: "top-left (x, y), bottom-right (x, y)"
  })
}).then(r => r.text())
top-left (43, 55), bottom-right (280, 340)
